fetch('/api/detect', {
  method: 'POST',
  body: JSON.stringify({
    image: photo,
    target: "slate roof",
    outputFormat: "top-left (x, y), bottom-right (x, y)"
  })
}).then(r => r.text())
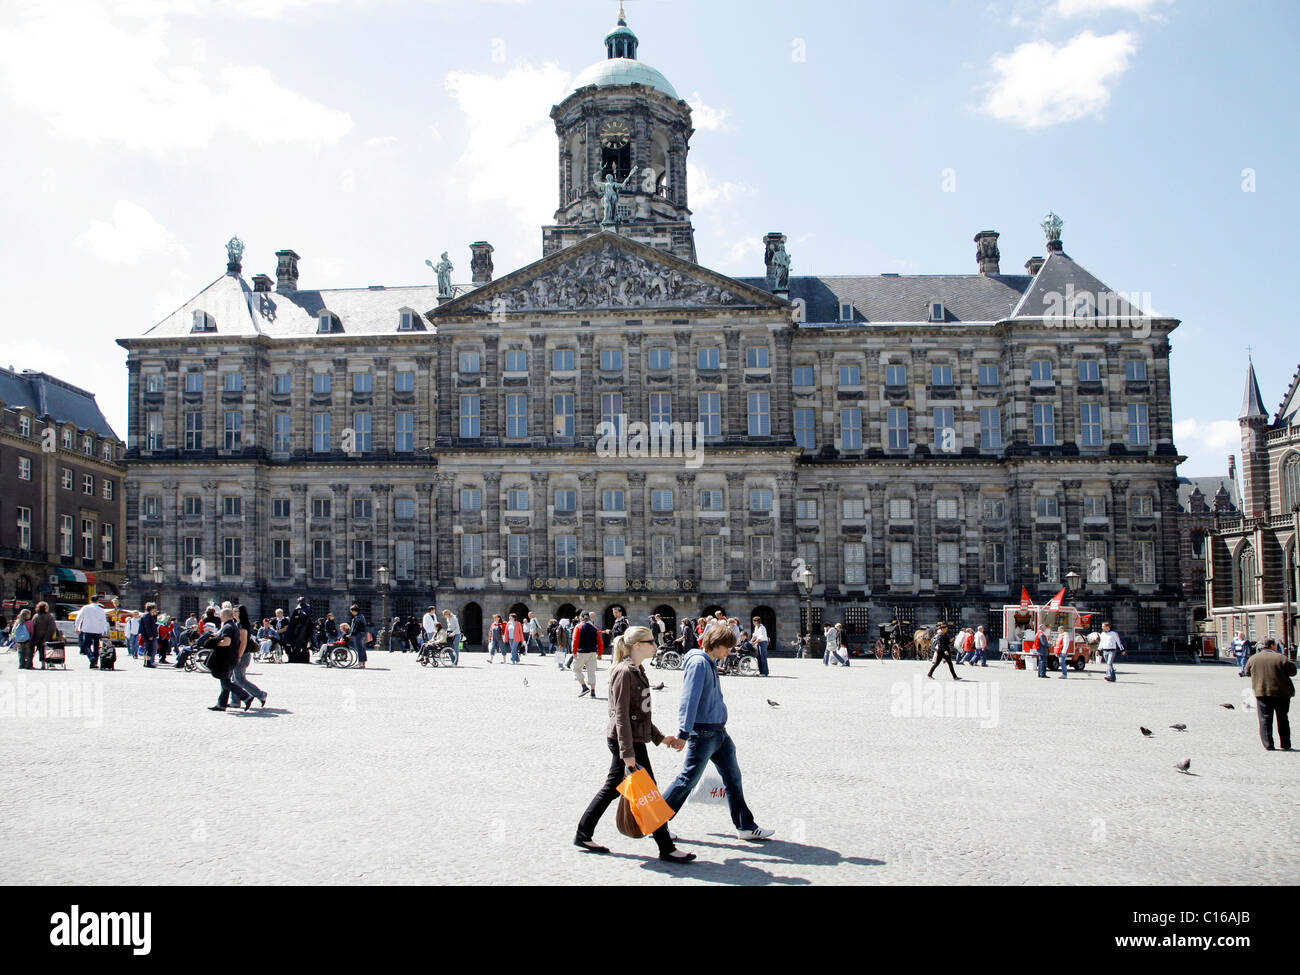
top-left (1009, 250), bottom-right (1147, 319)
top-left (1177, 475), bottom-right (1240, 514)
top-left (1239, 360), bottom-right (1269, 421)
top-left (0, 366), bottom-right (120, 440)
top-left (132, 272), bottom-right (446, 341)
top-left (737, 273), bottom-right (1032, 324)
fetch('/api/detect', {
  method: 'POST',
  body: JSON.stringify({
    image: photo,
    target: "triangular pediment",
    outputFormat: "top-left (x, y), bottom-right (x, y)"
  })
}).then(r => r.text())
top-left (429, 231), bottom-right (789, 317)
top-left (1011, 250), bottom-right (1148, 320)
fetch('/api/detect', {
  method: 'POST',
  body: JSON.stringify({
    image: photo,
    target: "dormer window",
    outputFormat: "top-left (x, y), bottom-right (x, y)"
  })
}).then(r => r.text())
top-left (318, 312), bottom-right (340, 334)
top-left (839, 302), bottom-right (854, 323)
top-left (191, 310), bottom-right (216, 333)
top-left (928, 301), bottom-right (945, 322)
top-left (398, 309), bottom-right (421, 332)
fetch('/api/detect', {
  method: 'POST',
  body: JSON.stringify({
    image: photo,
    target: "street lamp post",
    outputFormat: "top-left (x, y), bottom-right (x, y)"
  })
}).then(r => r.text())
top-left (377, 564), bottom-right (390, 651)
top-left (798, 566), bottom-right (815, 655)
top-left (151, 564), bottom-right (164, 609)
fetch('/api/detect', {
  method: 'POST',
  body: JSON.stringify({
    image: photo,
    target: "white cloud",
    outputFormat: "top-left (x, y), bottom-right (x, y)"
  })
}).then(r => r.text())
top-left (686, 92), bottom-right (731, 131)
top-left (77, 201), bottom-right (187, 264)
top-left (0, 1), bottom-right (352, 152)
top-left (1175, 417), bottom-right (1241, 461)
top-left (444, 61), bottom-right (571, 229)
top-left (1054, 0), bottom-right (1172, 18)
top-left (981, 30), bottom-right (1136, 128)
top-left (688, 163), bottom-right (752, 209)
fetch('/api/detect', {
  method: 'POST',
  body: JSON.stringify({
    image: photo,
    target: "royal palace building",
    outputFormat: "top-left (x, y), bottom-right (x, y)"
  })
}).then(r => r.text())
top-left (118, 12), bottom-right (1188, 649)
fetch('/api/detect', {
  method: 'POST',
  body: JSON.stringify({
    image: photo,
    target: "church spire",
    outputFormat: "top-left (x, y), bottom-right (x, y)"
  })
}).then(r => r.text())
top-left (605, 4), bottom-right (638, 59)
top-left (1239, 357), bottom-right (1268, 422)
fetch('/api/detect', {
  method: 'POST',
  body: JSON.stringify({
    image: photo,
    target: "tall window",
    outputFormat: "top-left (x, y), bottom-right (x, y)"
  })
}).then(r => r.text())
top-left (18, 456), bottom-right (31, 480)
top-left (61, 468), bottom-right (72, 490)
top-left (654, 535), bottom-right (676, 577)
top-left (16, 507), bottom-right (32, 550)
top-left (794, 408), bottom-right (815, 449)
top-left (505, 394), bottom-right (528, 438)
top-left (395, 539), bottom-right (415, 581)
top-left (1030, 359), bottom-right (1053, 383)
top-left (698, 393), bottom-right (721, 437)
top-left (980, 407), bottom-right (1002, 448)
top-left (1086, 540), bottom-right (1108, 582)
top-left (840, 408), bottom-right (862, 449)
top-left (273, 413), bottom-right (291, 452)
top-left (555, 536), bottom-right (578, 576)
top-left (458, 351), bottom-right (480, 374)
top-left (748, 392), bottom-right (771, 436)
top-left (144, 536), bottom-right (161, 573)
top-left (1039, 540), bottom-right (1061, 584)
top-left (313, 413), bottom-right (331, 452)
top-left (697, 347), bottom-right (719, 370)
top-left (1032, 403), bottom-right (1055, 445)
top-left (1136, 539), bottom-right (1156, 584)
top-left (1283, 454), bottom-right (1300, 512)
top-left (749, 536), bottom-right (774, 581)
top-left (884, 363), bottom-right (906, 387)
top-left (223, 537), bottom-right (242, 577)
top-left (504, 350), bottom-right (528, 373)
top-left (507, 535), bottom-right (529, 577)
top-left (183, 537), bottom-right (202, 575)
top-left (147, 413), bottom-right (163, 450)
top-left (1077, 359), bottom-right (1100, 382)
top-left (843, 542), bottom-right (866, 585)
top-left (887, 408), bottom-right (908, 449)
top-left (988, 542), bottom-right (1006, 584)
top-left (937, 542), bottom-right (960, 585)
top-left (352, 412), bottom-right (372, 452)
top-left (552, 348), bottom-right (575, 371)
top-left (394, 412), bottom-right (414, 452)
top-left (60, 515), bottom-right (73, 556)
top-left (648, 347), bottom-right (672, 371)
top-left (933, 407), bottom-right (954, 449)
top-left (83, 473), bottom-right (94, 495)
top-left (18, 415), bottom-right (31, 437)
top-left (313, 539), bottom-right (333, 581)
top-left (352, 540), bottom-right (373, 581)
top-left (701, 535), bottom-right (724, 579)
top-left (1079, 403), bottom-right (1102, 446)
top-left (649, 393), bottom-right (672, 436)
top-left (890, 542), bottom-right (913, 585)
top-left (459, 395), bottom-right (481, 439)
top-left (1236, 544), bottom-right (1257, 604)
top-left (599, 348), bottom-right (623, 372)
top-left (272, 539), bottom-right (292, 579)
top-left (223, 411), bottom-right (242, 449)
top-left (746, 347), bottom-right (770, 369)
top-left (185, 412), bottom-right (202, 451)
top-left (600, 393), bottom-right (624, 437)
top-left (82, 519), bottom-right (95, 558)
top-left (553, 394), bottom-right (575, 438)
top-left (978, 363), bottom-right (1000, 386)
top-left (1127, 403), bottom-right (1150, 446)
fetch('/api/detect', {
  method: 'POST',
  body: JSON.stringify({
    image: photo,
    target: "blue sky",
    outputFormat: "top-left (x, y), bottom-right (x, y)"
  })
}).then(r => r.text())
top-left (1, 0), bottom-right (1295, 479)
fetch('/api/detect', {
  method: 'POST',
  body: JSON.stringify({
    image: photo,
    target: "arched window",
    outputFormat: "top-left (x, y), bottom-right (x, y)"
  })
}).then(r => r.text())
top-left (1236, 543), bottom-right (1258, 605)
top-left (1282, 453), bottom-right (1300, 512)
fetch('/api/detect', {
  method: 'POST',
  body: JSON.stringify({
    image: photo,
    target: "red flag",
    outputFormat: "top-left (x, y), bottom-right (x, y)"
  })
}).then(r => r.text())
top-left (1019, 587), bottom-right (1031, 608)
top-left (1046, 588), bottom-right (1066, 610)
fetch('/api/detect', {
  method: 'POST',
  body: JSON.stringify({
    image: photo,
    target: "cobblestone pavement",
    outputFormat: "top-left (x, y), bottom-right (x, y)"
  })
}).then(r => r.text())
top-left (2, 649), bottom-right (1296, 885)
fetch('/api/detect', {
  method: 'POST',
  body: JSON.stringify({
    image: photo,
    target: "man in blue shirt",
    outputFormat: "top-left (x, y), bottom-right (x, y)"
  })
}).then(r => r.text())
top-left (662, 627), bottom-right (774, 841)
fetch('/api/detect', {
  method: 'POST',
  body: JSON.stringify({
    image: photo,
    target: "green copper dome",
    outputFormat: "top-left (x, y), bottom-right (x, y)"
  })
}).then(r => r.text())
top-left (570, 57), bottom-right (680, 100)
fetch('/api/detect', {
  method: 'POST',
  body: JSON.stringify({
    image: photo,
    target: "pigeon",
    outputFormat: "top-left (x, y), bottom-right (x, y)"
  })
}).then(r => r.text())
top-left (1140, 727), bottom-right (1153, 737)
top-left (1169, 723), bottom-right (1187, 731)
top-left (1220, 703), bottom-right (1235, 709)
top-left (767, 699), bottom-right (780, 708)
top-left (1174, 759), bottom-right (1191, 774)
top-left (652, 682), bottom-right (665, 691)
top-left (522, 678), bottom-right (529, 687)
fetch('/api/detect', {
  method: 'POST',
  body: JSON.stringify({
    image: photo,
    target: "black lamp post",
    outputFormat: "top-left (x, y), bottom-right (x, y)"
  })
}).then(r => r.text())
top-left (798, 565), bottom-right (815, 653)
top-left (151, 563), bottom-right (164, 609)
top-left (377, 563), bottom-right (390, 651)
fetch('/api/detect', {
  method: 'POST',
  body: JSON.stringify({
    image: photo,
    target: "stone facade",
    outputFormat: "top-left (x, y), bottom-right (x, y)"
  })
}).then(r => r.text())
top-left (115, 12), bottom-right (1189, 649)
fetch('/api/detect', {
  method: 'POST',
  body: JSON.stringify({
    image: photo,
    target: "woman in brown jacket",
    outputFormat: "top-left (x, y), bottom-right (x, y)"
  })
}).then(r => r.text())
top-left (574, 625), bottom-right (695, 863)
top-left (27, 602), bottom-right (60, 670)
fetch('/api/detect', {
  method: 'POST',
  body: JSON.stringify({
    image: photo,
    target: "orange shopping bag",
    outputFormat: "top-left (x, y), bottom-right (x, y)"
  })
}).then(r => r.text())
top-left (615, 767), bottom-right (673, 836)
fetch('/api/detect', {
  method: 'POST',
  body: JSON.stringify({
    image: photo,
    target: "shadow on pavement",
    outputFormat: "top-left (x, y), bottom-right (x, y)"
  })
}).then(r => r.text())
top-left (638, 835), bottom-right (884, 885)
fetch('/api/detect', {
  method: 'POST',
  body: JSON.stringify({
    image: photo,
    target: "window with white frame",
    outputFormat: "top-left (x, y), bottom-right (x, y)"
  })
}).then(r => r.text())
top-left (147, 412), bottom-right (164, 450)
top-left (59, 515), bottom-right (73, 556)
top-left (459, 350), bottom-right (481, 374)
top-left (506, 488), bottom-right (529, 512)
top-left (353, 372), bottom-right (373, 394)
top-left (143, 496), bottom-right (161, 518)
top-left (699, 489), bottom-right (724, 511)
top-left (978, 363), bottom-right (1000, 386)
top-left (839, 302), bottom-right (853, 322)
top-left (1127, 403), bottom-right (1150, 446)
top-left (352, 497), bottom-right (373, 520)
top-left (351, 412), bottom-right (372, 452)
top-left (1030, 359), bottom-right (1053, 383)
top-left (651, 489), bottom-right (674, 512)
top-left (271, 498), bottom-right (290, 519)
top-left (1083, 495), bottom-right (1107, 519)
top-left (223, 371), bottom-right (243, 392)
top-left (17, 456), bottom-right (31, 480)
top-left (507, 535), bottom-right (529, 577)
top-left (1125, 359), bottom-right (1148, 381)
top-left (748, 392), bottom-right (771, 436)
top-left (745, 347), bottom-right (769, 369)
top-left (1032, 403), bottom-right (1055, 445)
top-left (988, 542), bottom-right (1006, 584)
top-left (888, 498), bottom-right (912, 520)
top-left (82, 473), bottom-right (94, 495)
top-left (796, 499), bottom-right (819, 520)
top-left (352, 539), bottom-right (373, 581)
top-left (934, 407), bottom-right (955, 449)
top-left (272, 539), bottom-right (292, 579)
top-left (395, 539), bottom-right (415, 581)
top-left (839, 364), bottom-right (861, 386)
top-left (398, 310), bottom-right (417, 332)
top-left (18, 415), bottom-right (31, 437)
top-left (935, 497), bottom-right (958, 520)
top-left (394, 370), bottom-right (415, 393)
top-left (555, 535), bottom-right (578, 576)
top-left (61, 467), bottom-right (72, 490)
top-left (602, 489), bottom-right (626, 512)
top-left (554, 489), bottom-right (576, 513)
top-left (312, 372), bottom-right (332, 395)
top-left (505, 394), bottom-right (528, 438)
top-left (61, 428), bottom-right (74, 449)
top-left (552, 348), bottom-right (575, 372)
top-left (312, 497), bottom-right (332, 519)
top-left (928, 301), bottom-right (944, 322)
top-left (749, 488), bottom-right (773, 513)
top-left (697, 347), bottom-right (720, 370)
top-left (792, 365), bottom-right (814, 387)
top-left (937, 542), bottom-right (960, 585)
top-left (794, 408), bottom-right (815, 449)
top-left (553, 394), bottom-right (575, 438)
top-left (223, 537), bottom-right (242, 577)
top-left (600, 393), bottom-right (623, 437)
top-left (145, 374), bottom-right (164, 394)
top-left (1086, 540), bottom-right (1108, 582)
top-left (272, 373), bottom-right (291, 395)
top-left (980, 406), bottom-right (1002, 448)
top-left (1080, 403), bottom-right (1102, 447)
top-left (840, 407), bottom-right (862, 449)
top-left (698, 393), bottom-right (721, 437)
top-left (1038, 540), bottom-right (1061, 583)
top-left (1131, 494), bottom-right (1155, 517)
top-left (1078, 359), bottom-right (1100, 382)
top-left (312, 539), bottom-right (332, 581)
top-left (654, 535), bottom-right (676, 576)
top-left (842, 497), bottom-right (865, 520)
top-left (749, 536), bottom-right (774, 581)
top-left (887, 408), bottom-right (908, 449)
top-left (313, 413), bottom-right (331, 452)
top-left (603, 535), bottom-right (625, 557)
top-left (82, 435), bottom-right (93, 455)
top-left (701, 536), bottom-right (725, 579)
top-left (1135, 539), bottom-right (1156, 584)
top-left (459, 534), bottom-right (482, 577)
top-left (394, 412), bottom-right (414, 452)
top-left (1036, 496), bottom-right (1059, 519)
top-left (982, 499), bottom-right (1005, 520)
top-left (885, 363), bottom-right (906, 386)
top-left (459, 395), bottom-right (480, 439)
top-left (504, 349), bottom-right (528, 373)
top-left (843, 543), bottom-right (866, 585)
top-left (648, 347), bottom-right (671, 371)
top-left (931, 363), bottom-right (953, 386)
top-left (459, 488), bottom-right (481, 512)
top-left (798, 541), bottom-right (819, 578)
top-left (599, 348), bottom-right (623, 372)
top-left (81, 518), bottom-right (94, 559)
top-left (102, 479), bottom-right (113, 501)
top-left (649, 393), bottom-right (672, 435)
top-left (222, 496), bottom-right (241, 517)
top-left (223, 411), bottom-right (242, 449)
top-left (394, 497), bottom-right (415, 520)
top-left (890, 542), bottom-right (913, 585)
top-left (183, 496), bottom-right (202, 516)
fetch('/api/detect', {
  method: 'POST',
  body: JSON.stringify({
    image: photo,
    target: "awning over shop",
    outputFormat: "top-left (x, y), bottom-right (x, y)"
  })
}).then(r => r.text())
top-left (55, 567), bottom-right (97, 584)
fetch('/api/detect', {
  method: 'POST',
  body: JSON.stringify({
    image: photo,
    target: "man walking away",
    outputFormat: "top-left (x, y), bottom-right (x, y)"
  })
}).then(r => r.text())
top-left (1034, 625), bottom-right (1049, 678)
top-left (927, 622), bottom-right (961, 680)
top-left (823, 622), bottom-right (839, 666)
top-left (973, 625), bottom-right (988, 667)
top-left (1245, 639), bottom-right (1296, 751)
top-left (74, 599), bottom-right (109, 670)
top-left (1098, 621), bottom-right (1126, 682)
top-left (572, 612), bottom-right (603, 698)
top-left (139, 602), bottom-right (160, 668)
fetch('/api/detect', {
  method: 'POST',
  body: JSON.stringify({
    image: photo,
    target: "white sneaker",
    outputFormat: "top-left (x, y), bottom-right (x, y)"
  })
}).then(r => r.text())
top-left (737, 827), bottom-right (774, 841)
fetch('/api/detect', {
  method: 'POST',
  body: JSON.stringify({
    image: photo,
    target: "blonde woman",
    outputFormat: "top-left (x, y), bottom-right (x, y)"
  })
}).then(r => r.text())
top-left (574, 625), bottom-right (694, 863)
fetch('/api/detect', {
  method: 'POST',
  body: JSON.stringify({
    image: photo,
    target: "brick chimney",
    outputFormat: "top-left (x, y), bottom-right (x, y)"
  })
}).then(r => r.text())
top-left (1228, 454), bottom-right (1236, 481)
top-left (1025, 255), bottom-right (1045, 275)
top-left (974, 231), bottom-right (1000, 274)
top-left (275, 249), bottom-right (300, 292)
top-left (252, 274), bottom-right (273, 293)
top-left (470, 242), bottom-right (494, 285)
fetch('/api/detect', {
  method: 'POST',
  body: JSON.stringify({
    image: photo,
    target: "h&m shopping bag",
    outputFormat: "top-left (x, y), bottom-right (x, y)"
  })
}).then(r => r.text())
top-left (688, 766), bottom-right (728, 806)
top-left (615, 767), bottom-right (673, 836)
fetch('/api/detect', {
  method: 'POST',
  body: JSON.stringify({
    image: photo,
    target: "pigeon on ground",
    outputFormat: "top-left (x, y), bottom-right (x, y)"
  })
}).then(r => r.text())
top-left (652, 682), bottom-right (665, 691)
top-left (1220, 703), bottom-right (1235, 709)
top-left (767, 699), bottom-right (780, 708)
top-left (522, 677), bottom-right (529, 686)
top-left (1169, 723), bottom-right (1187, 731)
top-left (1140, 727), bottom-right (1154, 737)
top-left (1174, 759), bottom-right (1191, 774)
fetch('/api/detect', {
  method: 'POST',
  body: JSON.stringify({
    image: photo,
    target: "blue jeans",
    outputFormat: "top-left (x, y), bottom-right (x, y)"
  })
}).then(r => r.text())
top-left (756, 640), bottom-right (769, 676)
top-left (972, 646), bottom-right (986, 665)
top-left (1059, 654), bottom-right (1069, 678)
top-left (353, 638), bottom-right (367, 663)
top-left (488, 635), bottom-right (503, 659)
top-left (1036, 651), bottom-right (1048, 677)
top-left (662, 729), bottom-right (757, 832)
top-left (509, 640), bottom-right (523, 664)
top-left (834, 649), bottom-right (849, 666)
top-left (231, 652), bottom-right (264, 701)
top-left (78, 632), bottom-right (102, 666)
top-left (141, 636), bottom-right (158, 665)
top-left (1104, 649), bottom-right (1118, 680)
top-left (1236, 652), bottom-right (1248, 676)
top-left (448, 637), bottom-right (461, 665)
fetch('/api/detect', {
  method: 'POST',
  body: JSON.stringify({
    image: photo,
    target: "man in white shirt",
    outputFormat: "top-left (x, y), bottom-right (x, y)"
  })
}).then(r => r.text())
top-left (74, 600), bottom-right (109, 668)
top-left (972, 625), bottom-right (988, 667)
top-left (441, 609), bottom-right (461, 665)
top-left (422, 605), bottom-right (439, 643)
top-left (124, 612), bottom-right (141, 658)
top-left (1055, 627), bottom-right (1073, 679)
top-left (1230, 631), bottom-right (1251, 677)
top-left (751, 616), bottom-right (770, 677)
top-left (1098, 621), bottom-right (1126, 682)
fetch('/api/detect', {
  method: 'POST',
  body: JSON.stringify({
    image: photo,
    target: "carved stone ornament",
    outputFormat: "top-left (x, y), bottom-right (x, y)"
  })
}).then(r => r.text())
top-left (461, 241), bottom-right (755, 314)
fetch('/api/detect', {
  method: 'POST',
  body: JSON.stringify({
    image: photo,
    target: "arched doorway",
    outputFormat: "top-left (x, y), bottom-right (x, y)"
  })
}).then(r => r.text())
top-left (508, 601), bottom-right (529, 622)
top-left (653, 604), bottom-right (677, 642)
top-left (556, 602), bottom-right (579, 624)
top-left (750, 605), bottom-right (777, 648)
top-left (461, 601), bottom-right (483, 646)
top-left (701, 603), bottom-right (725, 620)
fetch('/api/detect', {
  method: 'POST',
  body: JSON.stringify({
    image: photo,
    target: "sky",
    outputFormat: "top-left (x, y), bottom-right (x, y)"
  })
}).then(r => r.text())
top-left (1, 0), bottom-right (1295, 481)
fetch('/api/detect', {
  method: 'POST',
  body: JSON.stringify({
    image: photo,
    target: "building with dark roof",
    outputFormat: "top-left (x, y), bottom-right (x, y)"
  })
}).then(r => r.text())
top-left (0, 367), bottom-right (126, 611)
top-left (116, 11), bottom-right (1189, 648)
top-left (1205, 360), bottom-right (1300, 649)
